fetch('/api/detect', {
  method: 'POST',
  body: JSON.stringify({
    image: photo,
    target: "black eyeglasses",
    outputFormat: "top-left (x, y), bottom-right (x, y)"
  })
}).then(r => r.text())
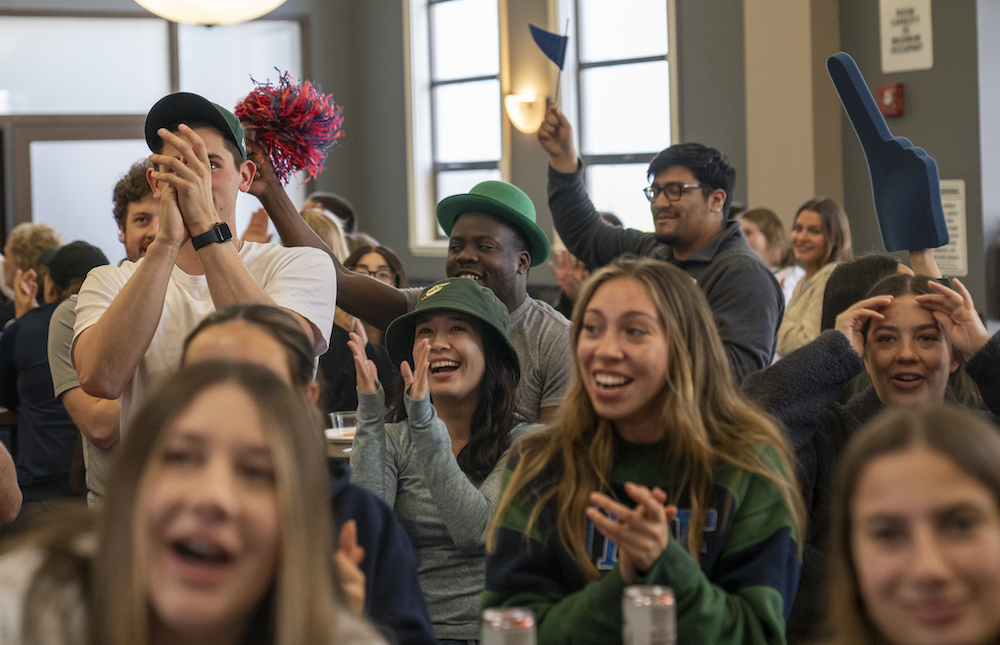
top-left (353, 268), bottom-right (395, 281)
top-left (643, 182), bottom-right (702, 203)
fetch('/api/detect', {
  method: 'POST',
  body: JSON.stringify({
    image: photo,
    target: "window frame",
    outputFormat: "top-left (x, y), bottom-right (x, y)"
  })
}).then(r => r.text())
top-left (558, 0), bottom-right (679, 229)
top-left (403, 0), bottom-right (510, 257)
top-left (0, 9), bottom-right (308, 238)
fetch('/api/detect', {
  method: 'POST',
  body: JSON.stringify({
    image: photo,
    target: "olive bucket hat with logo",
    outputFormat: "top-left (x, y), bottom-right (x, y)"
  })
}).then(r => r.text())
top-left (384, 277), bottom-right (520, 378)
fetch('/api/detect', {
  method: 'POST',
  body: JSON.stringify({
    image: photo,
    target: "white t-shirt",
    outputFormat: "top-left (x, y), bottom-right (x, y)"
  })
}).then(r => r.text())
top-left (73, 242), bottom-right (335, 433)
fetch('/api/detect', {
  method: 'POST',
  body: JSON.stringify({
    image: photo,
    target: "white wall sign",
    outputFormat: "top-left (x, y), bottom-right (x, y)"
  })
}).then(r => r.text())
top-left (880, 0), bottom-right (933, 73)
top-left (933, 179), bottom-right (967, 277)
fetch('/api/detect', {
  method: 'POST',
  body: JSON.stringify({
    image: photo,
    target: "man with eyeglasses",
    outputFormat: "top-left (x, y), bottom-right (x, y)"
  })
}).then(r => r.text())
top-left (538, 104), bottom-right (783, 382)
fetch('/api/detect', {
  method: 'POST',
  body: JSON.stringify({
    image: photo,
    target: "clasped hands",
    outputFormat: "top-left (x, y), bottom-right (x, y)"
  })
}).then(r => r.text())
top-left (587, 482), bottom-right (678, 585)
top-left (147, 124), bottom-right (222, 248)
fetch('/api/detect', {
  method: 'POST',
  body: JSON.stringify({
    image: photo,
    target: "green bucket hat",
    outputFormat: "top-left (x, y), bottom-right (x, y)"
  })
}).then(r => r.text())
top-left (145, 92), bottom-right (247, 161)
top-left (384, 278), bottom-right (520, 378)
top-left (436, 180), bottom-right (551, 267)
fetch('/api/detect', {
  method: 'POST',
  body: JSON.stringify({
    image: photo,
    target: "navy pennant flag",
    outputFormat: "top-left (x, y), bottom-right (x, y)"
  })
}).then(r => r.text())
top-left (529, 24), bottom-right (568, 70)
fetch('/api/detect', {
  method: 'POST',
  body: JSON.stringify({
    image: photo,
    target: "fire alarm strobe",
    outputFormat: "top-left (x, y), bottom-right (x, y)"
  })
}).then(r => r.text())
top-left (877, 83), bottom-right (905, 116)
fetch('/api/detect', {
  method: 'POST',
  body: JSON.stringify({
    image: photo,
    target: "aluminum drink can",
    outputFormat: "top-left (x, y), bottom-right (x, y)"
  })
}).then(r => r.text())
top-left (622, 585), bottom-right (676, 645)
top-left (481, 607), bottom-right (536, 645)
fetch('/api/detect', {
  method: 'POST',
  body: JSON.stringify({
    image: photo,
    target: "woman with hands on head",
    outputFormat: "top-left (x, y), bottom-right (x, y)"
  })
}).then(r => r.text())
top-left (482, 257), bottom-right (805, 645)
top-left (348, 277), bottom-right (535, 645)
top-left (743, 273), bottom-right (998, 643)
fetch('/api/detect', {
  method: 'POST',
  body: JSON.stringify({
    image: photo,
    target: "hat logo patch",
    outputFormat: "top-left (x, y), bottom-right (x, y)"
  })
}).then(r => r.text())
top-left (422, 282), bottom-right (449, 299)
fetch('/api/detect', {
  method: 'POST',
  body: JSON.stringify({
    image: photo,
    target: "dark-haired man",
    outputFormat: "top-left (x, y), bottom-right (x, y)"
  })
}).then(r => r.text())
top-left (538, 105), bottom-right (782, 382)
top-left (72, 92), bottom-right (335, 431)
top-left (246, 146), bottom-right (571, 422)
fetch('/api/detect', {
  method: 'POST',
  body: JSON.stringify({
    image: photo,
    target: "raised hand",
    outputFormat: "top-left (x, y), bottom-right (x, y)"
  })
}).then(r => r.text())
top-left (148, 124), bottom-right (221, 237)
top-left (537, 103), bottom-right (578, 173)
top-left (835, 295), bottom-right (894, 357)
top-left (917, 279), bottom-right (991, 360)
top-left (400, 338), bottom-right (431, 401)
top-left (334, 519), bottom-right (367, 617)
top-left (586, 482), bottom-right (676, 585)
top-left (13, 268), bottom-right (38, 319)
top-left (350, 314), bottom-right (370, 349)
top-left (548, 249), bottom-right (589, 301)
top-left (244, 132), bottom-right (282, 200)
top-left (240, 208), bottom-right (273, 244)
top-left (907, 248), bottom-right (942, 279)
top-left (827, 53), bottom-right (948, 252)
top-left (348, 331), bottom-right (379, 394)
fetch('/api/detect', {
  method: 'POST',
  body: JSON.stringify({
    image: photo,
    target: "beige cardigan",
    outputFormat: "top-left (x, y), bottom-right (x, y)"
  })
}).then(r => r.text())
top-left (776, 261), bottom-right (839, 357)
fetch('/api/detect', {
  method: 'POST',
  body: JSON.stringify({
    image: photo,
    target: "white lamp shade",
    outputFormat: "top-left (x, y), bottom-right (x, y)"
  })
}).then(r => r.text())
top-left (504, 94), bottom-right (546, 134)
top-left (134, 0), bottom-right (287, 25)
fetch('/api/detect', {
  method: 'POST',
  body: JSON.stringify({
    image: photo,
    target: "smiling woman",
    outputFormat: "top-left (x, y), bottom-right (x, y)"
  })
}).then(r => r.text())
top-left (743, 273), bottom-right (1000, 642)
top-left (0, 361), bottom-right (384, 645)
top-left (776, 197), bottom-right (854, 357)
top-left (483, 257), bottom-right (805, 645)
top-left (349, 277), bottom-right (535, 643)
top-left (828, 403), bottom-right (1000, 645)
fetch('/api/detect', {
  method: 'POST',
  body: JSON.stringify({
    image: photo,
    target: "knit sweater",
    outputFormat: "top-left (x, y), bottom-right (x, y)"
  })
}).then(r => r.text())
top-left (482, 434), bottom-right (801, 645)
top-left (776, 261), bottom-right (838, 357)
top-left (742, 329), bottom-right (1000, 643)
top-left (350, 386), bottom-right (535, 641)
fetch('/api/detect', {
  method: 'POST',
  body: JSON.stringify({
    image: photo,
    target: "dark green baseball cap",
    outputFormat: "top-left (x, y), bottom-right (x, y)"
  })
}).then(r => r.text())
top-left (436, 180), bottom-right (551, 267)
top-left (385, 277), bottom-right (520, 377)
top-left (145, 92), bottom-right (247, 161)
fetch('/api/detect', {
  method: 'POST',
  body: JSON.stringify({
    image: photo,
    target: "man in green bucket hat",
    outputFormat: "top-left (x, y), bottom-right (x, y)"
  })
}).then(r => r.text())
top-left (249, 170), bottom-right (572, 424)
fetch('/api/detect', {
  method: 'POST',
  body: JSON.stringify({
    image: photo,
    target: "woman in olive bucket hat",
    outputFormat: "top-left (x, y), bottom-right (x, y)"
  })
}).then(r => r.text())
top-left (348, 277), bottom-right (537, 643)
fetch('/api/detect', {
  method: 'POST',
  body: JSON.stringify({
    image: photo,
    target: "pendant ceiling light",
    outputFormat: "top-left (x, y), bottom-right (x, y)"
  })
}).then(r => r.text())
top-left (134, 0), bottom-right (287, 25)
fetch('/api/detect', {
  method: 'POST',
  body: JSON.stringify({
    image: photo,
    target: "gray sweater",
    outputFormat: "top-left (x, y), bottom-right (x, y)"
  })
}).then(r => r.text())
top-left (351, 387), bottom-right (534, 641)
top-left (548, 162), bottom-right (783, 382)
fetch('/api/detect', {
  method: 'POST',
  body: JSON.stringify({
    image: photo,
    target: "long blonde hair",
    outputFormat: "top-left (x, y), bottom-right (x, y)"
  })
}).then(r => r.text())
top-left (90, 361), bottom-right (337, 645)
top-left (488, 257), bottom-right (805, 577)
top-left (300, 207), bottom-right (350, 262)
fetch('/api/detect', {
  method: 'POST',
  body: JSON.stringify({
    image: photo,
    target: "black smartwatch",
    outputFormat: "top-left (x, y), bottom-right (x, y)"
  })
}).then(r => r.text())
top-left (191, 222), bottom-right (233, 251)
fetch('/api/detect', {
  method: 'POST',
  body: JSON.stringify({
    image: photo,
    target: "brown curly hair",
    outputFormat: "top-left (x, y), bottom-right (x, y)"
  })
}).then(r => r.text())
top-left (112, 159), bottom-right (153, 232)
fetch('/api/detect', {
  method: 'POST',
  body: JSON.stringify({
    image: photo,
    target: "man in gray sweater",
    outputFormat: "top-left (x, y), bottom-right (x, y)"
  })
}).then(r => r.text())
top-left (537, 104), bottom-right (783, 382)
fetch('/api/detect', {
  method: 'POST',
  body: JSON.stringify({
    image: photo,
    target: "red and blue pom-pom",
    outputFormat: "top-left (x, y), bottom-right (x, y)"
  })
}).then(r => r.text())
top-left (235, 71), bottom-right (344, 185)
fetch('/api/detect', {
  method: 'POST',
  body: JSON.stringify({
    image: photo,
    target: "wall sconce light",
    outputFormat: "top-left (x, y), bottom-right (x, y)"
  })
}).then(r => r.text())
top-left (504, 94), bottom-right (546, 134)
top-left (134, 0), bottom-right (287, 25)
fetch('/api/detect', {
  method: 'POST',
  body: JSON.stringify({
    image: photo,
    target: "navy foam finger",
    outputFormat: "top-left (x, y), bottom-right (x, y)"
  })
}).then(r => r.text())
top-left (827, 52), bottom-right (949, 252)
